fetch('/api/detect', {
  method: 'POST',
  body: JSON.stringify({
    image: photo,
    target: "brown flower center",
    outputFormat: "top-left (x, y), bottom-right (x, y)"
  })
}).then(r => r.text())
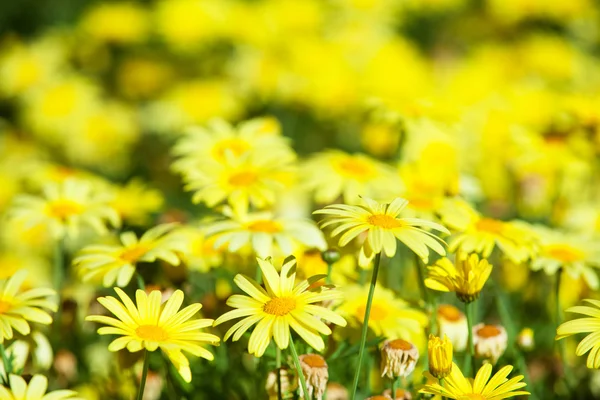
top-left (263, 297), bottom-right (296, 316)
top-left (475, 218), bottom-right (504, 234)
top-left (246, 220), bottom-right (282, 233)
top-left (135, 325), bottom-right (169, 341)
top-left (477, 325), bottom-right (501, 338)
top-left (368, 214), bottom-right (403, 229)
top-left (438, 304), bottom-right (463, 322)
top-left (461, 395), bottom-right (485, 400)
top-left (388, 339), bottom-right (413, 351)
top-left (301, 354), bottom-right (327, 368)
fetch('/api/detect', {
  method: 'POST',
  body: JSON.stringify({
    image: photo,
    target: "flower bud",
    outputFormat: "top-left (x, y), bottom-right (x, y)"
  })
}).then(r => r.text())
top-left (427, 334), bottom-right (453, 379)
top-left (517, 327), bottom-right (534, 351)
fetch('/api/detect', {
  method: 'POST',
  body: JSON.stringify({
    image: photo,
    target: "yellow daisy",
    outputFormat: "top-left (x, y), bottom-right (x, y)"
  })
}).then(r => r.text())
top-left (9, 178), bottom-right (120, 239)
top-left (556, 299), bottom-right (600, 368)
top-left (314, 197), bottom-right (448, 266)
top-left (425, 253), bottom-right (493, 303)
top-left (206, 208), bottom-right (326, 258)
top-left (172, 117), bottom-right (292, 169)
top-left (335, 284), bottom-right (428, 349)
top-left (0, 374), bottom-right (80, 399)
top-left (179, 148), bottom-right (296, 215)
top-left (86, 288), bottom-right (219, 382)
top-left (420, 362), bottom-right (529, 399)
top-left (108, 179), bottom-right (164, 226)
top-left (441, 199), bottom-right (539, 263)
top-left (169, 225), bottom-right (224, 273)
top-left (302, 150), bottom-right (401, 204)
top-left (213, 257), bottom-right (347, 357)
top-left (0, 270), bottom-right (57, 343)
top-left (74, 223), bottom-right (183, 287)
top-left (531, 227), bottom-right (600, 289)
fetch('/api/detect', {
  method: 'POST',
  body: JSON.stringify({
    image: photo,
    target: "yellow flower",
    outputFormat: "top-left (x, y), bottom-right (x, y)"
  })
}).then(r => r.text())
top-left (206, 208), bottom-right (326, 258)
top-left (336, 285), bottom-right (428, 347)
top-left (420, 362), bottom-right (529, 399)
top-left (531, 227), bottom-right (600, 289)
top-left (74, 223), bottom-right (183, 287)
top-left (213, 257), bottom-right (346, 357)
top-left (0, 374), bottom-right (80, 399)
top-left (79, 2), bottom-right (150, 44)
top-left (169, 226), bottom-right (225, 273)
top-left (180, 148), bottom-right (295, 215)
top-left (0, 270), bottom-right (57, 343)
top-left (442, 200), bottom-right (539, 263)
top-left (302, 150), bottom-right (401, 204)
top-left (172, 117), bottom-right (292, 170)
top-left (108, 179), bottom-right (164, 226)
top-left (428, 334), bottom-right (453, 379)
top-left (9, 179), bottom-right (120, 239)
top-left (314, 197), bottom-right (448, 266)
top-left (556, 299), bottom-right (600, 368)
top-left (425, 254), bottom-right (493, 303)
top-left (86, 288), bottom-right (219, 382)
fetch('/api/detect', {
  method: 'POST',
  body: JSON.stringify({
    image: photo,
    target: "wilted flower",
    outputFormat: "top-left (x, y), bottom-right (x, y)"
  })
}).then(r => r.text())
top-left (299, 354), bottom-right (328, 400)
top-left (380, 339), bottom-right (419, 379)
top-left (473, 323), bottom-right (508, 364)
top-left (436, 304), bottom-right (468, 352)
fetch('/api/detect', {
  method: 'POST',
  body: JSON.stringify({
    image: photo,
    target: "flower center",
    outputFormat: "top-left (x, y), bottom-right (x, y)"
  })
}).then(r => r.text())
top-left (335, 157), bottom-right (375, 180)
top-left (47, 200), bottom-right (83, 220)
top-left (460, 395), bottom-right (485, 400)
top-left (263, 297), bottom-right (296, 316)
top-left (135, 325), bottom-right (169, 341)
top-left (358, 303), bottom-right (387, 321)
top-left (212, 138), bottom-right (251, 161)
top-left (368, 396), bottom-right (390, 400)
top-left (120, 245), bottom-right (150, 263)
top-left (477, 325), bottom-right (501, 338)
top-left (545, 244), bottom-right (585, 263)
top-left (367, 214), bottom-right (403, 229)
top-left (246, 220), bottom-right (282, 233)
top-left (406, 196), bottom-right (436, 211)
top-left (302, 354), bottom-right (327, 368)
top-left (438, 304), bottom-right (463, 322)
top-left (0, 300), bottom-right (12, 314)
top-left (228, 171), bottom-right (257, 187)
top-left (388, 339), bottom-right (413, 351)
top-left (475, 218), bottom-right (505, 234)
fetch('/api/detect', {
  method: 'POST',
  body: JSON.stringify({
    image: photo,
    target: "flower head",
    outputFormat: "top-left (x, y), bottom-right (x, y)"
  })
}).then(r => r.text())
top-left (436, 304), bottom-right (468, 352)
top-left (425, 254), bottom-right (493, 303)
top-left (427, 334), bottom-right (453, 379)
top-left (86, 288), bottom-right (219, 382)
top-left (9, 179), bottom-right (120, 239)
top-left (314, 197), bottom-right (448, 266)
top-left (556, 299), bottom-right (600, 368)
top-left (381, 339), bottom-right (419, 379)
top-left (0, 270), bottom-right (57, 343)
top-left (420, 362), bottom-right (529, 399)
top-left (473, 323), bottom-right (508, 364)
top-left (299, 354), bottom-right (329, 400)
top-left (213, 257), bottom-right (346, 357)
top-left (75, 223), bottom-right (183, 287)
top-left (0, 374), bottom-right (80, 399)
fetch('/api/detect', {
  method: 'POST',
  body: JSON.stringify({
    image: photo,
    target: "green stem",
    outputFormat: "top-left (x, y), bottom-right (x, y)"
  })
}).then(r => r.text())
top-left (555, 269), bottom-right (572, 390)
top-left (136, 272), bottom-right (146, 290)
top-left (276, 347), bottom-right (283, 400)
top-left (440, 378), bottom-right (446, 400)
top-left (137, 350), bottom-right (150, 400)
top-left (350, 253), bottom-right (382, 400)
top-left (465, 301), bottom-right (476, 376)
top-left (326, 262), bottom-right (333, 285)
top-left (391, 376), bottom-right (400, 399)
top-left (52, 238), bottom-right (65, 338)
top-left (0, 343), bottom-right (12, 380)
top-left (289, 336), bottom-right (310, 400)
top-left (414, 255), bottom-right (429, 304)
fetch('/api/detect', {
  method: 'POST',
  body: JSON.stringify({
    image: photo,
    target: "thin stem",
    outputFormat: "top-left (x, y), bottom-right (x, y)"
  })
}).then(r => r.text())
top-left (0, 343), bottom-right (12, 380)
top-left (440, 378), bottom-right (446, 400)
top-left (52, 238), bottom-right (65, 338)
top-left (276, 347), bottom-right (283, 400)
top-left (289, 336), bottom-right (310, 400)
top-left (555, 269), bottom-right (572, 391)
top-left (350, 253), bottom-right (382, 400)
top-left (465, 301), bottom-right (476, 376)
top-left (326, 262), bottom-right (333, 285)
top-left (137, 350), bottom-right (150, 400)
top-left (136, 272), bottom-right (146, 290)
top-left (391, 376), bottom-right (400, 399)
top-left (414, 255), bottom-right (429, 304)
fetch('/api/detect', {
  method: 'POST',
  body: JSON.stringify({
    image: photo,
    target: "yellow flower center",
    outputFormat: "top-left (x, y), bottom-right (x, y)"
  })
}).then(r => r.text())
top-left (475, 218), bottom-right (505, 234)
top-left (135, 325), bottom-right (169, 341)
top-left (357, 303), bottom-right (387, 321)
top-left (0, 300), bottom-right (12, 314)
top-left (212, 139), bottom-right (251, 162)
top-left (120, 245), bottom-right (151, 263)
top-left (47, 200), bottom-right (83, 220)
top-left (302, 354), bottom-right (327, 368)
top-left (476, 325), bottom-right (501, 339)
top-left (334, 157), bottom-right (375, 180)
top-left (406, 196), bottom-right (436, 211)
top-left (460, 395), bottom-right (485, 400)
top-left (246, 220), bottom-right (282, 233)
top-left (367, 214), bottom-right (403, 229)
top-left (438, 304), bottom-right (463, 322)
top-left (545, 244), bottom-right (585, 263)
top-left (228, 171), bottom-right (257, 187)
top-left (388, 339), bottom-right (413, 351)
top-left (263, 297), bottom-right (296, 316)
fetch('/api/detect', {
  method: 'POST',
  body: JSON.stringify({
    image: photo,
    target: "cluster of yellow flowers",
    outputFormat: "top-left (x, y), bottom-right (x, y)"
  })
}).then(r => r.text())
top-left (0, 0), bottom-right (599, 398)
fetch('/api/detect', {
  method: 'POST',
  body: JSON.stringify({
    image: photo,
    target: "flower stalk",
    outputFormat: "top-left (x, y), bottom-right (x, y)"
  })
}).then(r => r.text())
top-left (137, 350), bottom-right (150, 400)
top-left (289, 336), bottom-right (310, 400)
